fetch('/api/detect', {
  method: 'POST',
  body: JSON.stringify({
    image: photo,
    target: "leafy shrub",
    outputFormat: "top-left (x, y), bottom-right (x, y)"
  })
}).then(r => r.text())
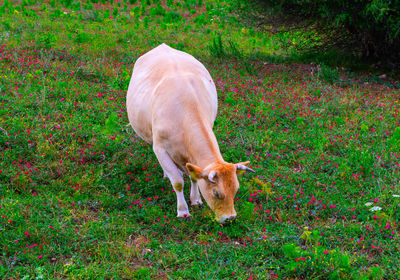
top-left (209, 34), bottom-right (225, 57)
top-left (75, 30), bottom-right (89, 44)
top-left (143, 16), bottom-right (150, 28)
top-left (282, 244), bottom-right (355, 278)
top-left (264, 0), bottom-right (400, 64)
top-left (49, 7), bottom-right (62, 19)
top-left (313, 63), bottom-right (340, 84)
top-left (184, 0), bottom-right (198, 9)
top-left (149, 4), bottom-right (165, 17)
top-left (103, 8), bottom-right (110, 19)
top-left (163, 11), bottom-right (182, 23)
top-left (208, 34), bottom-right (242, 58)
top-left (366, 266), bottom-right (385, 280)
top-left (61, 0), bottom-right (73, 8)
top-left (38, 33), bottom-right (56, 49)
top-left (238, 201), bottom-right (256, 222)
top-left (112, 7), bottom-right (118, 18)
top-left (388, 127), bottom-right (400, 152)
top-left (2, 19), bottom-right (11, 30)
top-left (72, 1), bottom-right (81, 11)
top-left (193, 14), bottom-right (206, 24)
top-left (228, 40), bottom-right (242, 57)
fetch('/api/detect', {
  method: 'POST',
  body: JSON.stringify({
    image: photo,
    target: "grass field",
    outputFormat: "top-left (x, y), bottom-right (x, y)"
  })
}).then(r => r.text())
top-left (0, 0), bottom-right (399, 279)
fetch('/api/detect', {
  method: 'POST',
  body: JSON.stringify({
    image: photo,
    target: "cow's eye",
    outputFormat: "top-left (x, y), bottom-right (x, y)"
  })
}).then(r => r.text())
top-left (212, 188), bottom-right (224, 199)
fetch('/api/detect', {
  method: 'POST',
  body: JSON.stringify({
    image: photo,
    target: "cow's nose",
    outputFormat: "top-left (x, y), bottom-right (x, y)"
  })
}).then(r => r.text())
top-left (219, 214), bottom-right (237, 224)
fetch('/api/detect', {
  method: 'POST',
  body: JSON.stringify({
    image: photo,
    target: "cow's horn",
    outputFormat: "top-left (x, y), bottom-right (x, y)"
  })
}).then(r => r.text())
top-left (208, 170), bottom-right (217, 183)
top-left (236, 164), bottom-right (255, 173)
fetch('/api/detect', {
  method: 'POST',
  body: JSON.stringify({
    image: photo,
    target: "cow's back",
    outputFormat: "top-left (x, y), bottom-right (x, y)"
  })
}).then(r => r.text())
top-left (126, 43), bottom-right (217, 144)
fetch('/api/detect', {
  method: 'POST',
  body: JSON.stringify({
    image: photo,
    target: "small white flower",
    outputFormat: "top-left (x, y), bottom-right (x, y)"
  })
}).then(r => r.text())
top-left (365, 202), bottom-right (373, 207)
top-left (369, 206), bottom-right (382, 212)
top-left (393, 194), bottom-right (400, 198)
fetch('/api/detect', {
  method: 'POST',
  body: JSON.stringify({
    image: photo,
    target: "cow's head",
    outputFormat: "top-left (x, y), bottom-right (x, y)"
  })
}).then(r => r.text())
top-left (186, 161), bottom-right (255, 223)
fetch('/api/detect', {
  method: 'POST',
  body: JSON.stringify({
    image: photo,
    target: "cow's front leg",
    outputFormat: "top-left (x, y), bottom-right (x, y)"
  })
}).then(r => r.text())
top-left (153, 145), bottom-right (190, 218)
top-left (190, 179), bottom-right (203, 206)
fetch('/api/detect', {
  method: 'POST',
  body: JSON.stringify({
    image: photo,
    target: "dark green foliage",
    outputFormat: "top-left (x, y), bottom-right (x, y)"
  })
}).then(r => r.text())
top-left (7, 3), bottom-right (14, 13)
top-left (184, 0), bottom-right (197, 9)
top-left (193, 14), bottom-right (205, 24)
top-left (149, 4), bottom-right (165, 17)
top-left (2, 20), bottom-right (11, 30)
top-left (163, 11), bottom-right (182, 23)
top-left (38, 33), bottom-right (56, 48)
top-left (112, 7), bottom-right (118, 17)
top-left (74, 30), bottom-right (89, 44)
top-left (2, 0), bottom-right (9, 8)
top-left (313, 63), bottom-right (340, 84)
top-left (208, 34), bottom-right (242, 58)
top-left (104, 8), bottom-right (109, 18)
top-left (133, 5), bottom-right (140, 16)
top-left (367, 266), bottom-right (385, 279)
top-left (388, 127), bottom-right (400, 152)
top-left (21, 0), bottom-right (29, 8)
top-left (209, 34), bottom-right (225, 57)
top-left (50, 7), bottom-right (62, 19)
top-left (264, 0), bottom-right (400, 64)
top-left (72, 1), bottom-right (81, 11)
top-left (141, 2), bottom-right (146, 14)
top-left (143, 16), bottom-right (150, 28)
top-left (61, 0), bottom-right (73, 7)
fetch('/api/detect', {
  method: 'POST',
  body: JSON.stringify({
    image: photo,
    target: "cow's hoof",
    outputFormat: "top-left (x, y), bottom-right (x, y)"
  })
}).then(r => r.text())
top-left (191, 199), bottom-right (203, 206)
top-left (177, 210), bottom-right (191, 218)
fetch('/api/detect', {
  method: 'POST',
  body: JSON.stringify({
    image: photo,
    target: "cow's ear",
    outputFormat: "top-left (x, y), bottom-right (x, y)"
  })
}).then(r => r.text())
top-left (186, 163), bottom-right (204, 181)
top-left (235, 161), bottom-right (255, 176)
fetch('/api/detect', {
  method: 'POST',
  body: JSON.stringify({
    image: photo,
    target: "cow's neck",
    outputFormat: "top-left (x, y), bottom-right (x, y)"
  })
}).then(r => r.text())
top-left (186, 120), bottom-right (224, 169)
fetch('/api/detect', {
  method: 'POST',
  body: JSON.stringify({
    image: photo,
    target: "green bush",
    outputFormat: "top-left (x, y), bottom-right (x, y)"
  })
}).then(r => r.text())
top-left (314, 63), bottom-right (340, 84)
top-left (209, 34), bottom-right (225, 57)
top-left (208, 34), bottom-right (242, 58)
top-left (163, 11), bottom-right (182, 23)
top-left (61, 0), bottom-right (73, 7)
top-left (75, 30), bottom-right (90, 44)
top-left (388, 127), bottom-right (400, 152)
top-left (112, 7), bottom-right (118, 17)
top-left (149, 4), bottom-right (165, 17)
top-left (264, 0), bottom-right (400, 63)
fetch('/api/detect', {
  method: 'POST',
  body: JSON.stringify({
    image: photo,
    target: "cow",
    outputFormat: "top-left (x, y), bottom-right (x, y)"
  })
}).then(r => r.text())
top-left (126, 43), bottom-right (254, 223)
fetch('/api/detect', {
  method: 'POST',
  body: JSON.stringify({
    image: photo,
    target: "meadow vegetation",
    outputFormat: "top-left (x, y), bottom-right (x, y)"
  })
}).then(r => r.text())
top-left (0, 0), bottom-right (399, 279)
top-left (263, 0), bottom-right (400, 65)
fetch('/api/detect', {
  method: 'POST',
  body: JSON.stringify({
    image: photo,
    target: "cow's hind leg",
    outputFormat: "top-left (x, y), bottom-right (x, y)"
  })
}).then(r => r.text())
top-left (190, 179), bottom-right (203, 206)
top-left (153, 145), bottom-right (190, 217)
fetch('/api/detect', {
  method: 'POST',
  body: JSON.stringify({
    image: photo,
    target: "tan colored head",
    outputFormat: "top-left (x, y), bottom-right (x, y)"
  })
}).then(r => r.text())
top-left (186, 161), bottom-right (255, 223)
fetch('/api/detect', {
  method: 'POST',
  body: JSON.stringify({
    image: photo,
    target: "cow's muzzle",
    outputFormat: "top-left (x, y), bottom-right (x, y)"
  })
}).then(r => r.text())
top-left (218, 214), bottom-right (237, 224)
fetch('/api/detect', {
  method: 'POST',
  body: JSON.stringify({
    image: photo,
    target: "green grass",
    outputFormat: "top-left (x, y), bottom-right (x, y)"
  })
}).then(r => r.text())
top-left (0, 0), bottom-right (399, 279)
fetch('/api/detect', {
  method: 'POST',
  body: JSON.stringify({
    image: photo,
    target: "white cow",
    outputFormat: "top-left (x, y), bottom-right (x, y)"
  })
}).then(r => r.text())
top-left (126, 43), bottom-right (254, 223)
